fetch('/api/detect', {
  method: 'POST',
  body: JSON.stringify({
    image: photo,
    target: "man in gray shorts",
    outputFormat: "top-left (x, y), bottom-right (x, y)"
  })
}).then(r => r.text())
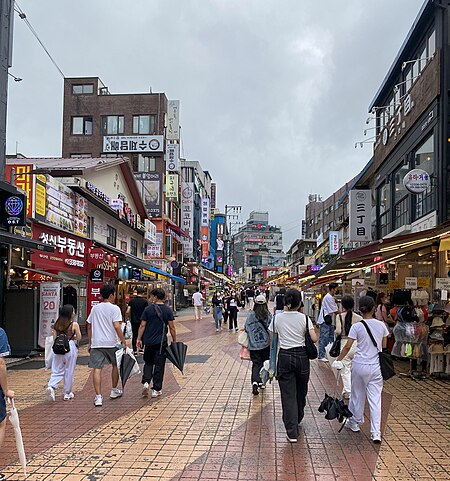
top-left (87, 284), bottom-right (127, 407)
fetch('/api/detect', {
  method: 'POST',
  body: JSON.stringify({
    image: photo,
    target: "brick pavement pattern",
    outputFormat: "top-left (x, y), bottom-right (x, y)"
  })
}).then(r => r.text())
top-left (1, 308), bottom-right (449, 481)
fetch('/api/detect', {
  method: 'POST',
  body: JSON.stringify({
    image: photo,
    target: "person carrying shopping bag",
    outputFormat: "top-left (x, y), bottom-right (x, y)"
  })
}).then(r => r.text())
top-left (269, 288), bottom-right (318, 443)
top-left (333, 295), bottom-right (389, 443)
top-left (212, 292), bottom-right (224, 332)
top-left (334, 296), bottom-right (362, 399)
top-left (244, 294), bottom-right (272, 395)
top-left (46, 305), bottom-right (82, 401)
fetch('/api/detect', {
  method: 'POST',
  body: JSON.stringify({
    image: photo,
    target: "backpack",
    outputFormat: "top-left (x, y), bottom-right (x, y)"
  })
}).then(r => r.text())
top-left (52, 323), bottom-right (73, 355)
top-left (246, 312), bottom-right (270, 350)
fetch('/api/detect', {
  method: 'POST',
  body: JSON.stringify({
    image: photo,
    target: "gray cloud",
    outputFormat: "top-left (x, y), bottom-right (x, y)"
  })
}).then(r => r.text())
top-left (7, 0), bottom-right (425, 248)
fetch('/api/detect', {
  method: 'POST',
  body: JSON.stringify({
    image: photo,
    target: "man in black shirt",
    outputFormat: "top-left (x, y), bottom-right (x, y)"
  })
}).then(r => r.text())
top-left (137, 288), bottom-right (176, 398)
top-left (126, 287), bottom-right (149, 354)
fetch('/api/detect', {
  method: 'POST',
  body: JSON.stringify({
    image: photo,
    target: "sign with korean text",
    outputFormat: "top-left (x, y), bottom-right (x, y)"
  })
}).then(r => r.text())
top-left (403, 169), bottom-right (431, 194)
top-left (135, 172), bottom-right (162, 217)
top-left (110, 198), bottom-right (124, 211)
top-left (103, 135), bottom-right (164, 153)
top-left (144, 219), bottom-right (157, 244)
top-left (145, 231), bottom-right (163, 258)
top-left (38, 282), bottom-right (60, 348)
top-left (329, 231), bottom-right (339, 255)
top-left (201, 198), bottom-right (210, 227)
top-left (181, 182), bottom-right (194, 258)
top-left (436, 278), bottom-right (450, 290)
top-left (404, 277), bottom-right (418, 289)
top-left (88, 247), bottom-right (105, 266)
top-left (35, 175), bottom-right (47, 217)
top-left (211, 183), bottom-right (216, 208)
top-left (165, 174), bottom-right (179, 201)
top-left (166, 143), bottom-right (180, 171)
top-left (349, 190), bottom-right (372, 242)
top-left (167, 100), bottom-right (180, 140)
top-left (5, 164), bottom-right (34, 217)
top-left (32, 224), bottom-right (88, 274)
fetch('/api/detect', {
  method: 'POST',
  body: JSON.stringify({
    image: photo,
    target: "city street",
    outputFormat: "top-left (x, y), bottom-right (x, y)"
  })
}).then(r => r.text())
top-left (1, 308), bottom-right (449, 481)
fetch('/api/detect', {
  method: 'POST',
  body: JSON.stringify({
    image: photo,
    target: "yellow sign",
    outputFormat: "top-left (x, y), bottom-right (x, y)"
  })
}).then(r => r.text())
top-left (417, 277), bottom-right (430, 288)
top-left (388, 280), bottom-right (401, 289)
top-left (165, 174), bottom-right (179, 201)
top-left (35, 182), bottom-right (46, 217)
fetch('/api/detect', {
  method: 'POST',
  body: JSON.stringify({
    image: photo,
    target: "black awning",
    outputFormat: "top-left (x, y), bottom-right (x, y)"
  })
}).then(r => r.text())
top-left (0, 230), bottom-right (54, 252)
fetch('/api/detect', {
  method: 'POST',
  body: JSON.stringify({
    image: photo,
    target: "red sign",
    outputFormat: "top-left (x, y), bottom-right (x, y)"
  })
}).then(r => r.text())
top-left (5, 164), bottom-right (34, 218)
top-left (88, 247), bottom-right (105, 265)
top-left (31, 224), bottom-right (88, 274)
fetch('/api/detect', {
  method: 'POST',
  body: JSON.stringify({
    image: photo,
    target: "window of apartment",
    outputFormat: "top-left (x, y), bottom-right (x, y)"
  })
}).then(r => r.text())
top-left (107, 225), bottom-right (117, 247)
top-left (72, 84), bottom-right (94, 95)
top-left (133, 115), bottom-right (156, 134)
top-left (428, 28), bottom-right (436, 58)
top-left (393, 160), bottom-right (410, 229)
top-left (419, 42), bottom-right (427, 72)
top-left (137, 155), bottom-right (156, 172)
top-left (414, 134), bottom-right (435, 220)
top-left (72, 116), bottom-right (93, 135)
top-left (101, 115), bottom-right (124, 135)
top-left (70, 153), bottom-right (92, 158)
top-left (130, 238), bottom-right (138, 257)
top-left (377, 183), bottom-right (390, 238)
top-left (120, 241), bottom-right (128, 252)
top-left (403, 65), bottom-right (413, 94)
top-left (165, 235), bottom-right (172, 257)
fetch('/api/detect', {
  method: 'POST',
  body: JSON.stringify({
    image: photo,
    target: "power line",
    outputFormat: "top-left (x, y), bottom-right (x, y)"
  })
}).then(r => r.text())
top-left (14, 1), bottom-right (65, 78)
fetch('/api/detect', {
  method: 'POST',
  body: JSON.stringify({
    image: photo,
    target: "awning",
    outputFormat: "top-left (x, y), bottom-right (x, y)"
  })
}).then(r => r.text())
top-left (171, 275), bottom-right (186, 284)
top-left (0, 230), bottom-right (54, 252)
top-left (166, 220), bottom-right (191, 240)
top-left (12, 265), bottom-right (62, 280)
top-left (123, 254), bottom-right (151, 270)
top-left (146, 265), bottom-right (186, 283)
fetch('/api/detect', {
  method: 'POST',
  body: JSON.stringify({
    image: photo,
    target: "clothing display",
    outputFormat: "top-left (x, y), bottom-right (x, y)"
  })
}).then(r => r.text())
top-left (411, 288), bottom-right (429, 307)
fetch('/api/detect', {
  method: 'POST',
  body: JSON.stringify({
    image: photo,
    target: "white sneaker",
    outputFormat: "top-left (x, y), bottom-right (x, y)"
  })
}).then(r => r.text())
top-left (94, 395), bottom-right (103, 407)
top-left (286, 435), bottom-right (298, 443)
top-left (345, 418), bottom-right (360, 432)
top-left (110, 388), bottom-right (123, 399)
top-left (142, 382), bottom-right (149, 397)
top-left (46, 386), bottom-right (55, 402)
top-left (371, 432), bottom-right (382, 444)
top-left (318, 358), bottom-right (329, 362)
top-left (63, 392), bottom-right (74, 401)
top-left (216, 328), bottom-right (219, 332)
top-left (151, 389), bottom-right (162, 398)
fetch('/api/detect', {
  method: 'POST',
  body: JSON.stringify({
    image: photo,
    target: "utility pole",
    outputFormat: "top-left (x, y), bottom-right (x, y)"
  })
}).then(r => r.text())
top-left (0, 0), bottom-right (13, 181)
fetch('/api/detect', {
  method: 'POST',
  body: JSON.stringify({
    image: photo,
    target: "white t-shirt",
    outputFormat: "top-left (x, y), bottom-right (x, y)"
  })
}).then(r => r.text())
top-left (86, 302), bottom-right (122, 348)
top-left (192, 292), bottom-right (203, 306)
top-left (269, 311), bottom-right (314, 349)
top-left (349, 318), bottom-right (389, 365)
top-left (317, 293), bottom-right (338, 325)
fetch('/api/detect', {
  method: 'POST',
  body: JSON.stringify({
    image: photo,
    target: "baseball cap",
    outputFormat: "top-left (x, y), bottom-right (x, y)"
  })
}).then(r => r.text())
top-left (255, 294), bottom-right (267, 304)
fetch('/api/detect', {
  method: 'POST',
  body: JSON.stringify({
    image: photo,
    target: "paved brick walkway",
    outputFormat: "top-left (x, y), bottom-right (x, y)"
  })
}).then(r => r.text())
top-left (1, 309), bottom-right (449, 480)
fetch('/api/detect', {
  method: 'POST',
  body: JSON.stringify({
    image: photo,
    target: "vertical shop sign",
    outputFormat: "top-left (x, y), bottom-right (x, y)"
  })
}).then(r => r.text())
top-left (349, 190), bottom-right (372, 242)
top-left (5, 164), bottom-right (34, 217)
top-left (166, 143), bottom-right (180, 172)
top-left (210, 183), bottom-right (217, 208)
top-left (167, 100), bottom-right (180, 140)
top-left (38, 282), bottom-right (61, 348)
top-left (135, 172), bottom-right (162, 217)
top-left (201, 198), bottom-right (210, 226)
top-left (165, 174), bottom-right (179, 201)
top-left (34, 174), bottom-right (47, 217)
top-left (146, 231), bottom-right (163, 258)
top-left (329, 231), bottom-right (339, 255)
top-left (144, 219), bottom-right (157, 244)
top-left (181, 182), bottom-right (194, 258)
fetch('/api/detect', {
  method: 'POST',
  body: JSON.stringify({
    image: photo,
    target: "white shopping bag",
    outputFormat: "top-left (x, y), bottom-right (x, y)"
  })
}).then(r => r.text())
top-left (122, 320), bottom-right (132, 339)
top-left (44, 335), bottom-right (54, 369)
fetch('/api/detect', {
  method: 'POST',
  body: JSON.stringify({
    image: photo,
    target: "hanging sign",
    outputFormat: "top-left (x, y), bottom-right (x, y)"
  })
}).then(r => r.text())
top-left (403, 169), bottom-right (431, 194)
top-left (436, 278), bottom-right (450, 290)
top-left (38, 282), bottom-right (61, 348)
top-left (165, 174), bottom-right (179, 200)
top-left (0, 191), bottom-right (26, 227)
top-left (404, 277), bottom-right (418, 289)
top-left (201, 198), bottom-right (210, 226)
top-left (329, 231), bottom-right (339, 255)
top-left (349, 190), bottom-right (372, 242)
top-left (90, 268), bottom-right (104, 283)
top-left (167, 100), bottom-right (180, 140)
top-left (144, 219), bottom-right (157, 244)
top-left (166, 143), bottom-right (180, 172)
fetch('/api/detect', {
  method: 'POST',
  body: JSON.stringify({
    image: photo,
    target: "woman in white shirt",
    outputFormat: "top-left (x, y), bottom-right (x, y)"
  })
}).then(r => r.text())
top-left (269, 288), bottom-right (318, 443)
top-left (334, 296), bottom-right (362, 399)
top-left (333, 296), bottom-right (389, 444)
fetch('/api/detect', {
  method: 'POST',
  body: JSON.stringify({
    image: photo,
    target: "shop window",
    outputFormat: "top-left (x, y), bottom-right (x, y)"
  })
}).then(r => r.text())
top-left (393, 161), bottom-right (410, 229)
top-left (72, 116), bottom-right (92, 135)
top-left (165, 235), bottom-right (172, 257)
top-left (72, 84), bottom-right (94, 95)
top-left (101, 115), bottom-right (124, 135)
top-left (414, 134), bottom-right (435, 219)
top-left (107, 225), bottom-right (117, 247)
top-left (131, 238), bottom-right (138, 256)
top-left (378, 183), bottom-right (390, 238)
top-left (133, 115), bottom-right (156, 135)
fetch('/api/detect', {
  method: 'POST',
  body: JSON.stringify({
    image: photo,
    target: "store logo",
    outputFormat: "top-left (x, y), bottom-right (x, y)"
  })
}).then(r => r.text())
top-left (5, 196), bottom-right (24, 216)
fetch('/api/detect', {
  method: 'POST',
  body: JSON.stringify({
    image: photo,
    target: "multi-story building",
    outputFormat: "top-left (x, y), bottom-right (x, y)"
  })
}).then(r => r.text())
top-left (286, 238), bottom-right (316, 277)
top-left (233, 211), bottom-right (284, 281)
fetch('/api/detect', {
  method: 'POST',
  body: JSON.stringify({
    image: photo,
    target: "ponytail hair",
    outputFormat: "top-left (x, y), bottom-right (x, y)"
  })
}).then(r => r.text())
top-left (341, 295), bottom-right (354, 336)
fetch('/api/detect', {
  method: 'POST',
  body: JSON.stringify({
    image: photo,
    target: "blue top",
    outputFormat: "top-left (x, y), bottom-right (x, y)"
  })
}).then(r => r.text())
top-left (0, 328), bottom-right (10, 358)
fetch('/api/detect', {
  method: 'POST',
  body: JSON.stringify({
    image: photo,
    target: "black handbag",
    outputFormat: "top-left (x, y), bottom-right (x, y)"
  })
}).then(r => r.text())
top-left (324, 314), bottom-right (333, 325)
top-left (360, 320), bottom-right (395, 380)
top-left (304, 315), bottom-right (318, 360)
top-left (329, 335), bottom-right (342, 358)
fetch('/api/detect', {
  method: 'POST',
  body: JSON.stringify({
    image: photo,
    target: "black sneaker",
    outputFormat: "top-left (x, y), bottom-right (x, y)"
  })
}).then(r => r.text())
top-left (252, 383), bottom-right (259, 395)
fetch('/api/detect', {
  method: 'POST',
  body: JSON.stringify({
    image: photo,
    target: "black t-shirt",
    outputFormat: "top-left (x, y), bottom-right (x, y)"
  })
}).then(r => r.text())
top-left (128, 296), bottom-right (148, 324)
top-left (275, 294), bottom-right (285, 311)
top-left (141, 304), bottom-right (175, 346)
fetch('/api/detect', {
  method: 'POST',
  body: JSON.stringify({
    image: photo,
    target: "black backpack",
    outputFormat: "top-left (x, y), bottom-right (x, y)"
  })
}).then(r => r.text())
top-left (52, 323), bottom-right (73, 355)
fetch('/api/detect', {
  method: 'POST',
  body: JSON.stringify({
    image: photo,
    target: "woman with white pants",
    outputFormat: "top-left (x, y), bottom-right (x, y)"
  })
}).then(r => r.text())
top-left (46, 305), bottom-right (81, 401)
top-left (334, 296), bottom-right (362, 399)
top-left (333, 296), bottom-right (388, 443)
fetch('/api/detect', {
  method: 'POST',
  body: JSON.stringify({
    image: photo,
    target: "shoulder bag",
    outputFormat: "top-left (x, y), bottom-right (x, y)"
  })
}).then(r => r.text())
top-left (304, 315), bottom-right (318, 360)
top-left (360, 320), bottom-right (395, 380)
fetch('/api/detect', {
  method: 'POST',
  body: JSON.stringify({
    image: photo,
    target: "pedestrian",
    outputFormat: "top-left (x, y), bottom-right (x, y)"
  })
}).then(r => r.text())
top-left (317, 283), bottom-right (340, 361)
top-left (240, 288), bottom-right (247, 308)
top-left (137, 288), bottom-right (177, 398)
top-left (212, 292), bottom-right (223, 332)
top-left (227, 291), bottom-right (239, 331)
top-left (126, 287), bottom-right (149, 354)
top-left (0, 327), bottom-right (14, 481)
top-left (334, 296), bottom-right (362, 399)
top-left (265, 289), bottom-right (270, 302)
top-left (46, 305), bottom-right (82, 401)
top-left (246, 287), bottom-right (255, 310)
top-left (269, 288), bottom-right (317, 443)
top-left (87, 284), bottom-right (127, 407)
top-left (333, 295), bottom-right (389, 444)
top-left (244, 294), bottom-right (272, 395)
top-left (192, 287), bottom-right (204, 321)
top-left (274, 287), bottom-right (286, 315)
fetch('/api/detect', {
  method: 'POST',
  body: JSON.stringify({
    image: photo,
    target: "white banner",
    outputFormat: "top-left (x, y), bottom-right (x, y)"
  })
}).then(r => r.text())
top-left (38, 282), bottom-right (61, 348)
top-left (181, 182), bottom-right (194, 258)
top-left (167, 100), bottom-right (180, 140)
top-left (436, 278), bottom-right (450, 290)
top-left (349, 190), bottom-right (372, 242)
top-left (144, 219), bottom-right (157, 244)
top-left (329, 231), bottom-right (339, 255)
top-left (201, 198), bottom-right (210, 227)
top-left (405, 277), bottom-right (417, 289)
top-left (103, 135), bottom-right (164, 153)
top-left (166, 143), bottom-right (180, 172)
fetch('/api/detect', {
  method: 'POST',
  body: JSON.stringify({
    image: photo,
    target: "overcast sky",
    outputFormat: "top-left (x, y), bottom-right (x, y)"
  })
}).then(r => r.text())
top-left (7, 0), bottom-right (425, 249)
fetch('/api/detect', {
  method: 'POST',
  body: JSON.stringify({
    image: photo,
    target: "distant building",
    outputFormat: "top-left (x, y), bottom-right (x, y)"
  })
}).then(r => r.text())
top-left (286, 238), bottom-right (316, 277)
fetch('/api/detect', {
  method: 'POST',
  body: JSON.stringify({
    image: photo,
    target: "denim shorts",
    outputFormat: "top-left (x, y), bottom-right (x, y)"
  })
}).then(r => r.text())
top-left (0, 386), bottom-right (6, 423)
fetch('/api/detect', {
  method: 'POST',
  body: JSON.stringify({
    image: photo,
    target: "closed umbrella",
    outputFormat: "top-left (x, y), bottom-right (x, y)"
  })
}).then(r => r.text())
top-left (8, 399), bottom-right (27, 478)
top-left (116, 348), bottom-right (140, 389)
top-left (165, 342), bottom-right (188, 373)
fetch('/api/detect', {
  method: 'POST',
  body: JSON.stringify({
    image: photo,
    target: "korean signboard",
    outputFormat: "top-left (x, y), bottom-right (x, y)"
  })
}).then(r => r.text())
top-left (166, 143), bottom-right (180, 172)
top-left (38, 282), bottom-right (61, 348)
top-left (167, 100), bottom-right (180, 141)
top-left (329, 231), bottom-right (339, 255)
top-left (35, 174), bottom-right (46, 218)
top-left (181, 182), bottom-right (194, 258)
top-left (403, 169), bottom-right (431, 194)
top-left (135, 172), bottom-right (162, 218)
top-left (144, 219), bottom-right (157, 244)
top-left (103, 135), bottom-right (164, 153)
top-left (201, 198), bottom-right (210, 227)
top-left (211, 183), bottom-right (216, 208)
top-left (165, 174), bottom-right (179, 201)
top-left (5, 164), bottom-right (34, 217)
top-left (349, 190), bottom-right (372, 242)
top-left (145, 231), bottom-right (163, 259)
